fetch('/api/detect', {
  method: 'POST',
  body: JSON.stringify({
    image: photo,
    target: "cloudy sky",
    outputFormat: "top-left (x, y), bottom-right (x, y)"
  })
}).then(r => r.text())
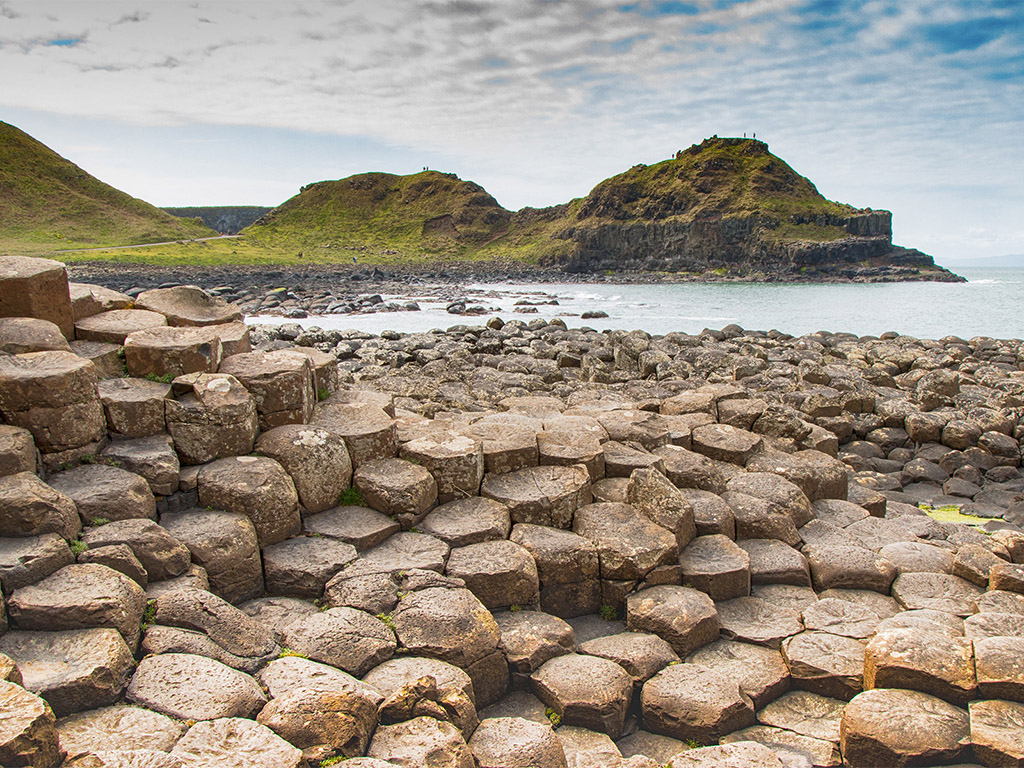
top-left (2, 0), bottom-right (1022, 262)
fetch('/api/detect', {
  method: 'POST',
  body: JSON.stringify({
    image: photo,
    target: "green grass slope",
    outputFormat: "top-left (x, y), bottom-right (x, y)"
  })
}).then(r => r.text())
top-left (0, 121), bottom-right (215, 255)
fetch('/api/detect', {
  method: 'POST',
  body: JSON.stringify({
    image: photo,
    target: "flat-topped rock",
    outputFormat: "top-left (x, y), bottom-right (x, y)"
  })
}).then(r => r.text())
top-left (573, 502), bottom-right (677, 581)
top-left (531, 653), bottom-right (632, 738)
top-left (0, 534), bottom-right (73, 593)
top-left (691, 423), bottom-right (763, 465)
top-left (401, 432), bottom-right (484, 503)
top-left (263, 535), bottom-right (357, 598)
top-left (654, 445), bottom-right (727, 494)
top-left (0, 255), bottom-right (74, 339)
top-left (801, 598), bottom-right (880, 639)
top-left (281, 606), bottom-right (395, 676)
top-left (481, 464), bottom-right (592, 529)
top-left (100, 435), bottom-right (179, 496)
top-left (729, 472), bottom-right (814, 527)
top-left (0, 318), bottom-right (71, 354)
top-left (126, 653), bottom-right (266, 721)
top-left (469, 716), bottom-right (566, 768)
top-left (447, 540), bottom-right (539, 610)
top-left (0, 472), bottom-right (80, 540)
top-left (304, 505), bottom-right (400, 550)
top-left (509, 523), bottom-right (600, 618)
top-left (0, 678), bottom-right (63, 768)
top-left (678, 535), bottom-right (751, 601)
top-left (134, 285), bottom-right (242, 327)
top-left (495, 610), bottom-right (575, 678)
top-left (970, 699), bottom-right (1024, 768)
top-left (49, 464), bottom-right (157, 525)
top-left (255, 424), bottom-right (352, 514)
top-left (0, 425), bottom-right (37, 478)
top-left (459, 421), bottom-right (538, 475)
top-left (68, 282), bottom-right (132, 321)
top-left (891, 572), bottom-right (985, 616)
top-left (82, 519), bottom-right (189, 581)
top-left (123, 326), bottom-right (222, 380)
top-left (537, 427), bottom-right (605, 481)
top-left (840, 688), bottom-right (969, 768)
top-left (721, 491), bottom-right (801, 547)
top-left (626, 585), bottom-right (719, 657)
top-left (312, 402), bottom-right (397, 468)
top-left (863, 627), bottom-right (975, 705)
top-left (578, 630), bottom-right (678, 688)
top-left (804, 545), bottom-right (897, 594)
top-left (197, 456), bottom-right (300, 547)
top-left (75, 309), bottom-right (166, 344)
top-left (419, 497), bottom-right (511, 546)
top-left (367, 716), bottom-right (474, 768)
top-left (716, 596), bottom-right (803, 648)
top-left (666, 741), bottom-right (784, 768)
top-left (56, 703), bottom-right (186, 759)
top-left (687, 638), bottom-right (790, 708)
top-left (219, 350), bottom-right (315, 429)
top-left (641, 662), bottom-right (755, 744)
top-left (602, 440), bottom-right (664, 477)
top-left (746, 449), bottom-right (848, 501)
top-left (757, 689), bottom-right (845, 743)
top-left (783, 630), bottom-right (864, 701)
top-left (165, 373), bottom-right (257, 465)
top-left (737, 538), bottom-right (811, 586)
top-left (354, 458), bottom-right (437, 528)
top-left (363, 656), bottom-right (474, 704)
top-left (170, 717), bottom-right (302, 768)
top-left (97, 378), bottom-right (171, 438)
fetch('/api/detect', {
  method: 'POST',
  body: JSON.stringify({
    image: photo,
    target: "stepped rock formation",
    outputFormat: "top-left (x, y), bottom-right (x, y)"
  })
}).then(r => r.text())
top-left (2, 255), bottom-right (1023, 766)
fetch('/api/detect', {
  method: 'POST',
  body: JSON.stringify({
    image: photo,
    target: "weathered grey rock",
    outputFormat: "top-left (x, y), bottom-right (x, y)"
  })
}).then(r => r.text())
top-left (626, 585), bottom-right (719, 657)
top-left (976, 589), bottom-right (1024, 615)
top-left (627, 467), bottom-right (697, 548)
top-left (257, 686), bottom-right (379, 762)
top-left (160, 509), bottom-right (263, 604)
top-left (839, 688), bottom-right (969, 768)
top-left (0, 318), bottom-right (70, 354)
top-left (419, 497), bottom-right (511, 547)
top-left (509, 523), bottom-right (600, 618)
top-left (495, 610), bottom-right (575, 679)
top-left (666, 741), bottom-right (784, 768)
top-left (401, 432), bottom-right (485, 503)
top-left (459, 421), bottom-right (539, 475)
top-left (145, 564), bottom-right (209, 600)
top-left (377, 674), bottom-right (478, 741)
top-left (281, 607), bottom-right (395, 676)
top-left (100, 435), bottom-right (179, 497)
top-left (354, 458), bottom-right (438, 528)
top-left (447, 540), bottom-right (539, 609)
top-left (97, 379), bottom-right (171, 439)
top-left (653, 444), bottom-right (727, 494)
top-left (0, 425), bottom-right (37, 478)
top-left (0, 472), bottom-right (80, 540)
top-left (7, 564), bottom-right (146, 646)
top-left (729, 472), bottom-right (814, 528)
top-left (679, 487), bottom-right (735, 537)
top-left (312, 403), bottom-right (397, 468)
top-left (469, 716), bottom-right (567, 768)
top-left (964, 610), bottom-right (1024, 640)
top-left (602, 440), bottom-right (663, 477)
top-left (969, 698), bottom-right (1024, 768)
top-left (123, 326), bottom-right (222, 379)
top-left (573, 502), bottom-right (677, 581)
top-left (863, 627), bottom-right (975, 705)
top-left (0, 679), bottom-right (63, 768)
top-left (974, 635), bottom-right (1024, 701)
top-left (782, 631), bottom-right (864, 701)
top-left (716, 596), bottom-right (803, 649)
top-left (757, 690), bottom-right (845, 744)
top-left (0, 628), bottom-right (134, 717)
top-left (164, 373), bottom-right (257, 465)
top-left (953, 542), bottom-right (1005, 587)
top-left (721, 491), bottom-right (801, 547)
top-left (0, 534), bottom-right (73, 593)
top-left (219, 350), bottom-right (315, 429)
top-left (804, 545), bottom-right (896, 594)
top-left (49, 465), bottom-right (157, 527)
top-left (481, 464), bottom-right (592, 529)
top-left (170, 717), bottom-right (302, 768)
top-left (367, 716), bottom-right (474, 768)
top-left (531, 653), bottom-right (632, 738)
top-left (579, 631), bottom-right (678, 688)
top-left (555, 723), bottom-right (627, 766)
top-left (255, 424), bottom-right (352, 514)
top-left (641, 662), bottom-right (755, 744)
top-left (746, 449), bottom-right (847, 501)
top-left (56, 704), bottom-right (186, 759)
top-left (537, 428), bottom-right (605, 481)
top-left (263, 535), bottom-right (357, 598)
top-left (197, 456), bottom-right (300, 547)
top-left (83, 520), bottom-right (189, 581)
top-left (738, 538), bottom-right (811, 587)
top-left (127, 653), bottom-right (265, 721)
top-left (687, 638), bottom-right (790, 708)
top-left (800, 598), bottom-right (880, 640)
top-left (878, 540), bottom-right (955, 574)
top-left (298, 497), bottom-right (396, 546)
top-left (75, 309), bottom-right (166, 345)
top-left (678, 535), bottom-right (750, 600)
top-left (134, 286), bottom-right (242, 327)
top-left (891, 572), bottom-right (984, 616)
top-left (363, 656), bottom-right (474, 705)
top-left (237, 597), bottom-right (317, 645)
top-left (338, 531), bottom-right (450, 580)
top-left (258, 655), bottom-right (383, 704)
top-left (691, 423), bottom-right (763, 465)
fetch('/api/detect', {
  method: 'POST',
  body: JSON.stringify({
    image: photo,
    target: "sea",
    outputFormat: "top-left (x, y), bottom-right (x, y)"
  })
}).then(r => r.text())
top-left (250, 267), bottom-right (1024, 340)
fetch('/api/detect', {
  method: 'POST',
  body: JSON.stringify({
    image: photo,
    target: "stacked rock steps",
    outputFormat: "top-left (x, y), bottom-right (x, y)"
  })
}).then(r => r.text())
top-left (0, 257), bottom-right (1023, 766)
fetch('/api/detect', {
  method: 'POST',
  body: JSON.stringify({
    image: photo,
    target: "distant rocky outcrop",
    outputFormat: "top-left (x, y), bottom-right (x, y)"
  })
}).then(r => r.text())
top-left (162, 206), bottom-right (273, 235)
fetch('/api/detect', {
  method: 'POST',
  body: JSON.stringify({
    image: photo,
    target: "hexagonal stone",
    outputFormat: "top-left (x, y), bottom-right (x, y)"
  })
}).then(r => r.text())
top-left (627, 467), bottom-right (697, 548)
top-left (0, 473), bottom-right (79, 544)
top-left (75, 309), bottom-right (165, 344)
top-left (256, 686), bottom-right (379, 762)
top-left (419, 497), bottom-right (511, 547)
top-left (878, 540), bottom-right (955, 575)
top-left (537, 428), bottom-right (605, 482)
top-left (495, 610), bottom-right (575, 679)
top-left (691, 424), bottom-right (762, 465)
top-left (721, 491), bottom-right (801, 546)
top-left (964, 611), bottom-right (1024, 640)
top-left (721, 725), bottom-right (840, 767)
top-left (782, 631), bottom-right (864, 702)
top-left (219, 350), bottom-right (315, 430)
top-left (863, 627), bottom-right (975, 705)
top-left (161, 508), bottom-right (263, 604)
top-left (0, 629), bottom-right (134, 717)
top-left (578, 631), bottom-right (678, 688)
top-left (134, 286), bottom-right (242, 327)
top-left (56, 704), bottom-right (185, 759)
top-left (197, 456), bottom-right (300, 548)
top-left (729, 472), bottom-right (813, 527)
top-left (970, 699), bottom-right (1024, 767)
top-left (666, 741), bottom-right (784, 767)
top-left (0, 317), bottom-right (70, 355)
top-left (96, 378), bottom-right (170, 439)
top-left (891, 572), bottom-right (985, 616)
top-left (654, 445), bottom-right (727, 494)
top-left (8, 564), bottom-right (146, 646)
top-left (716, 596), bottom-right (803, 649)
top-left (602, 440), bottom-right (663, 478)
top-left (974, 636), bottom-right (1024, 701)
top-left (839, 688), bottom-right (969, 768)
top-left (738, 538), bottom-right (810, 587)
top-left (341, 532), bottom-right (450, 579)
top-left (0, 534), bottom-right (73, 593)
top-left (458, 421), bottom-right (538, 475)
top-left (99, 435), bottom-right (179, 497)
top-left (481, 465), bottom-right (592, 530)
top-left (0, 256), bottom-right (74, 337)
top-left (126, 653), bottom-right (266, 721)
top-left (531, 653), bottom-right (632, 738)
top-left (363, 656), bottom-right (474, 705)
top-left (82, 520), bottom-right (189, 581)
top-left (0, 678), bottom-right (62, 768)
top-left (123, 326), bottom-right (222, 380)
top-left (49, 464), bottom-right (157, 527)
top-left (312, 403), bottom-right (397, 468)
top-left (626, 585), bottom-right (719, 657)
top-left (977, 589), bottom-right (1024, 615)
top-left (573, 502), bottom-right (677, 581)
top-left (554, 724), bottom-right (623, 766)
top-left (687, 639), bottom-right (790, 709)
top-left (641, 662), bottom-right (755, 744)
top-left (757, 690), bottom-right (845, 743)
top-left (304, 505), bottom-right (399, 551)
top-left (68, 282), bottom-right (132, 322)
top-left (804, 545), bottom-right (896, 594)
top-left (509, 523), bottom-right (600, 619)
top-left (354, 458), bottom-right (437, 528)
top-left (678, 535), bottom-right (750, 601)
top-left (263, 536), bottom-right (357, 598)
top-left (678, 488), bottom-right (734, 538)
top-left (401, 432), bottom-right (484, 504)
top-left (170, 717), bottom-right (302, 768)
top-left (469, 716), bottom-right (566, 768)
top-left (367, 716), bottom-right (474, 768)
top-left (165, 373), bottom-right (257, 465)
top-left (800, 598), bottom-right (879, 640)
top-left (953, 542), bottom-right (1005, 587)
top-left (446, 540), bottom-right (539, 610)
top-left (281, 607), bottom-right (395, 676)
top-left (746, 449), bottom-right (848, 502)
top-left (255, 425), bottom-right (352, 515)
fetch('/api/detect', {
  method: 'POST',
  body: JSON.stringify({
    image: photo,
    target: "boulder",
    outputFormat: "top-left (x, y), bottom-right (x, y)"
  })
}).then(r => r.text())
top-left (446, 540), bottom-right (539, 610)
top-left (716, 596), bottom-right (803, 649)
top-left (495, 610), bottom-right (575, 679)
top-left (419, 497), bottom-right (511, 547)
top-left (531, 653), bottom-right (632, 738)
top-left (800, 598), bottom-right (880, 640)
top-left (0, 318), bottom-right (71, 354)
top-left (169, 717), bottom-right (302, 768)
top-left (654, 445), bottom-right (727, 494)
top-left (782, 631), bottom-right (864, 701)
top-left (757, 690), bottom-right (845, 742)
top-left (691, 423), bottom-right (763, 465)
top-left (969, 699), bottom-right (1024, 768)
top-left (401, 433), bottom-right (485, 503)
top-left (255, 424), bottom-right (352, 514)
top-left (100, 435), bottom-right (180, 497)
top-left (509, 523), bottom-right (601, 618)
top-left (458, 421), bottom-right (538, 475)
top-left (468, 716), bottom-right (566, 768)
top-left (312, 403), bottom-right (397, 468)
top-left (626, 467), bottom-right (697, 548)
top-left (578, 631), bottom-right (679, 688)
top-left (97, 379), bottom-right (171, 438)
top-left (164, 373), bottom-right (258, 465)
top-left (686, 638), bottom-right (790, 709)
top-left (0, 534), bottom-right (73, 593)
top-left (891, 572), bottom-right (984, 616)
top-left (728, 472), bottom-right (814, 527)
top-left (75, 309), bottom-right (166, 345)
top-left (123, 326), bottom-right (222, 379)
top-left (678, 535), bottom-right (750, 600)
top-left (304, 505), bottom-right (400, 551)
top-left (804, 545), bottom-right (896, 594)
top-left (126, 653), bottom-right (266, 721)
top-left (354, 458), bottom-right (438, 529)
top-left (0, 679), bottom-right (63, 768)
top-left (134, 286), bottom-right (242, 327)
top-left (626, 585), bottom-right (719, 657)
top-left (68, 282), bottom-right (132, 322)
top-left (641, 663), bottom-right (755, 744)
top-left (721, 491), bottom-right (801, 547)
top-left (49, 464), bottom-right (157, 526)
top-left (220, 350), bottom-right (315, 429)
top-left (197, 456), bottom-right (300, 547)
top-left (863, 627), bottom-right (975, 705)
top-left (56, 704), bottom-right (186, 758)
top-left (481, 464), bottom-right (592, 529)
top-left (377, 674), bottom-right (478, 741)
top-left (257, 686), bottom-right (379, 762)
top-left (975, 635), bottom-right (1024, 701)
top-left (367, 716), bottom-right (474, 768)
top-left (737, 538), bottom-right (811, 587)
top-left (363, 656), bottom-right (474, 705)
top-left (0, 425), bottom-right (37, 478)
top-left (0, 256), bottom-right (74, 338)
top-left (262, 535), bottom-right (357, 598)
top-left (573, 502), bottom-right (677, 581)
top-left (665, 741), bottom-right (784, 768)
top-left (82, 520), bottom-right (189, 581)
top-left (281, 607), bottom-right (395, 676)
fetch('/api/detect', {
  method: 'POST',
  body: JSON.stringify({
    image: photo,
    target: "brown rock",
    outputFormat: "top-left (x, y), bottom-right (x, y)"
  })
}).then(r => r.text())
top-left (49, 464), bottom-right (157, 526)
top-left (126, 653), bottom-right (266, 721)
top-left (257, 686), bottom-right (379, 761)
top-left (75, 309), bottom-right (166, 344)
top-left (0, 317), bottom-right (71, 354)
top-left (969, 699), bottom-right (1024, 768)
top-left (641, 662), bottom-right (755, 744)
top-left (0, 256), bottom-right (74, 339)
top-left (83, 520), bottom-right (189, 581)
top-left (0, 678), bottom-right (63, 768)
top-left (282, 607), bottom-right (395, 676)
top-left (481, 464), bottom-right (592, 529)
top-left (531, 653), bottom-right (632, 738)
top-left (68, 282), bottom-right (132, 322)
top-left (0, 425), bottom-right (37, 478)
top-left (627, 467), bottom-right (697, 548)
top-left (573, 502), bottom-right (677, 581)
top-left (783, 631), bottom-right (864, 701)
top-left (100, 435), bottom-right (179, 496)
top-left (626, 585), bottom-right (719, 657)
top-left (133, 285), bottom-right (242, 327)
top-left (402, 432), bottom-right (485, 503)
top-left (368, 716), bottom-right (474, 768)
top-left (198, 456), bottom-right (300, 547)
top-left (164, 373), bottom-right (257, 465)
top-left (170, 717), bottom-right (302, 768)
top-left (255, 424), bottom-right (352, 514)
top-left (686, 638), bottom-right (790, 709)
top-left (312, 403), bottom-right (397, 468)
top-left (0, 472), bottom-right (80, 540)
top-left (678, 535), bottom-right (750, 601)
top-left (55, 703), bottom-right (185, 758)
top-left (447, 540), bottom-right (539, 610)
top-left (354, 458), bottom-right (438, 528)
top-left (469, 716), bottom-right (566, 768)
top-left (97, 379), bottom-right (171, 438)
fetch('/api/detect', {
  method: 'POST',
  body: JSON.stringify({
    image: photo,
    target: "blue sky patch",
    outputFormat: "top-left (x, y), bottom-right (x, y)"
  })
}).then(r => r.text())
top-left (46, 37), bottom-right (82, 47)
top-left (924, 17), bottom-right (1016, 54)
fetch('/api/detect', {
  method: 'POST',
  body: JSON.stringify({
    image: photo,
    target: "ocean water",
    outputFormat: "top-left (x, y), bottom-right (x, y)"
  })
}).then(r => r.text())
top-left (250, 267), bottom-right (1024, 340)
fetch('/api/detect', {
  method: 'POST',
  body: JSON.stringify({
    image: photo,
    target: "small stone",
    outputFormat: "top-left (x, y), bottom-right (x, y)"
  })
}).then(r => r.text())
top-left (367, 716), bottom-right (474, 768)
top-left (468, 716), bottom-right (566, 768)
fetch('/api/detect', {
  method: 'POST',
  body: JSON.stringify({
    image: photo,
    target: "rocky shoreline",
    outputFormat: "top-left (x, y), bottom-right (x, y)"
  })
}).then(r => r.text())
top-left (1, 255), bottom-right (1023, 767)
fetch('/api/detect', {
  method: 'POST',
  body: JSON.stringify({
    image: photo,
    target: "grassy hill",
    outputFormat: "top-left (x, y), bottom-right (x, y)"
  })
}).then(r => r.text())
top-left (0, 121), bottom-right (215, 255)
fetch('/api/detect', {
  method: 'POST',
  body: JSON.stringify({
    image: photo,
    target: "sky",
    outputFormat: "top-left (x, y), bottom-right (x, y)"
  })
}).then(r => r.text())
top-left (1, 0), bottom-right (1022, 263)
